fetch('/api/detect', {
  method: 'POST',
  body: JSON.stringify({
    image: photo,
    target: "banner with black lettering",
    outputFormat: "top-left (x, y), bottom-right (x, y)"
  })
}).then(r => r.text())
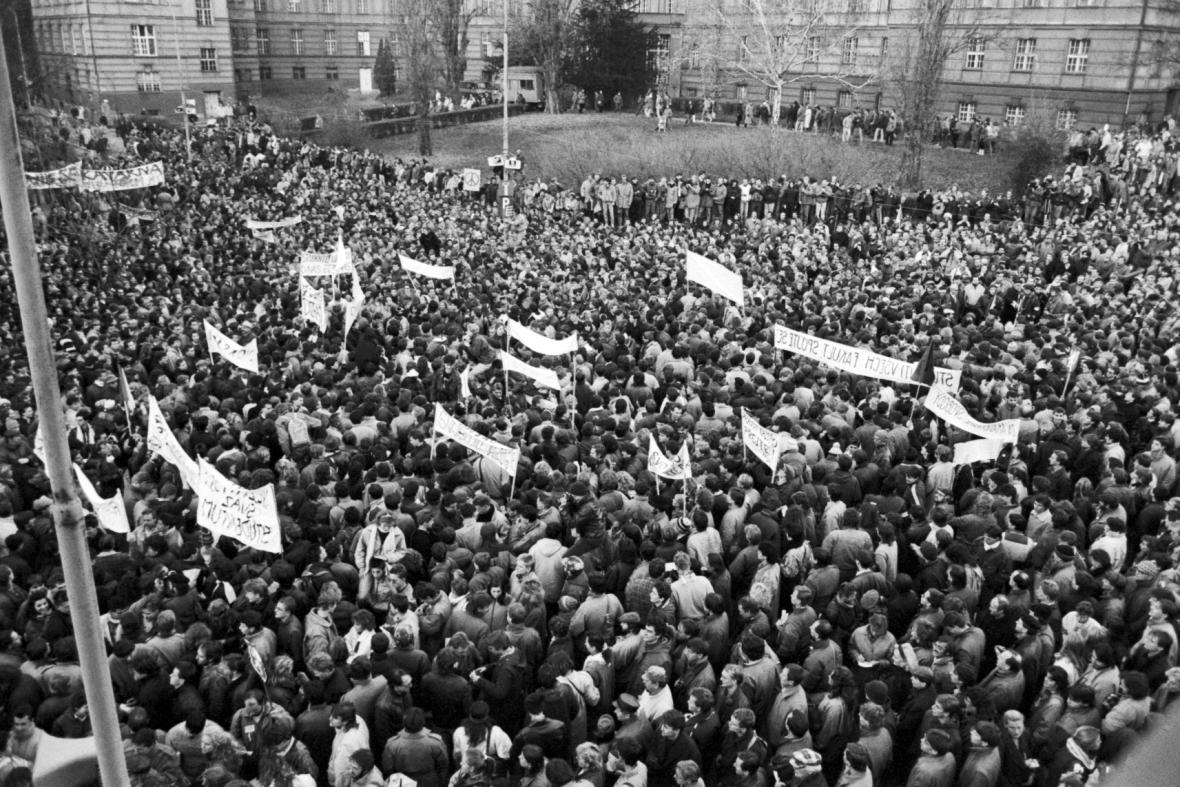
top-left (434, 405), bottom-right (520, 477)
top-left (79, 162), bottom-right (165, 192)
top-left (73, 464), bottom-right (130, 533)
top-left (245, 216), bottom-right (302, 231)
top-left (204, 321), bottom-right (259, 374)
top-left (196, 458), bottom-right (282, 553)
top-left (25, 162), bottom-right (81, 190)
top-left (648, 436), bottom-right (691, 480)
top-left (774, 326), bottom-right (962, 389)
top-left (146, 396), bottom-right (200, 489)
top-left (924, 385), bottom-right (1021, 443)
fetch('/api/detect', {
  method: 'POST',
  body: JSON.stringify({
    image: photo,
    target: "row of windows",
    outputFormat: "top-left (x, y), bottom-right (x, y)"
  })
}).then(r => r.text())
top-left (233, 65), bottom-right (342, 81)
top-left (955, 102), bottom-right (1077, 129)
top-left (232, 27), bottom-right (383, 56)
top-left (966, 38), bottom-right (1090, 74)
top-left (251, 0), bottom-right (372, 12)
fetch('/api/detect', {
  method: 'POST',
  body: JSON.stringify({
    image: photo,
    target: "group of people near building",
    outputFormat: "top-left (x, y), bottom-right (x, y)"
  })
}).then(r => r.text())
top-left (0, 106), bottom-right (1179, 787)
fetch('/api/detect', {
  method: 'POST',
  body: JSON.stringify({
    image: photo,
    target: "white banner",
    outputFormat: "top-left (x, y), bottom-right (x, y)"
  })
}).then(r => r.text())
top-left (504, 317), bottom-right (578, 356)
top-left (146, 396), bottom-right (201, 489)
top-left (252, 229), bottom-right (277, 244)
top-left (434, 405), bottom-right (520, 477)
top-left (741, 408), bottom-right (792, 472)
top-left (300, 278), bottom-right (328, 332)
top-left (648, 436), bottom-right (692, 480)
top-left (299, 250), bottom-right (355, 277)
top-left (80, 162), bottom-right (166, 192)
top-left (399, 253), bottom-right (455, 280)
top-left (196, 458), bottom-right (282, 553)
top-left (343, 271), bottom-right (365, 341)
top-left (952, 438), bottom-right (1006, 466)
top-left (774, 326), bottom-right (962, 389)
top-left (462, 168), bottom-right (482, 192)
top-left (204, 320), bottom-right (259, 374)
top-left (924, 385), bottom-right (1021, 443)
top-left (1067, 348), bottom-right (1081, 373)
top-left (245, 216), bottom-right (302, 230)
top-left (500, 349), bottom-right (562, 391)
top-left (686, 249), bottom-right (744, 306)
top-left (26, 162), bottom-right (82, 190)
top-left (73, 464), bottom-right (130, 533)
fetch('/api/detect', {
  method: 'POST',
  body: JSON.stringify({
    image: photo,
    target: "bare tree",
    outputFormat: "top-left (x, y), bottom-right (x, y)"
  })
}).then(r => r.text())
top-left (436, 0), bottom-right (480, 101)
top-left (402, 0), bottom-right (444, 155)
top-left (711, 0), bottom-right (872, 125)
top-left (511, 0), bottom-right (579, 113)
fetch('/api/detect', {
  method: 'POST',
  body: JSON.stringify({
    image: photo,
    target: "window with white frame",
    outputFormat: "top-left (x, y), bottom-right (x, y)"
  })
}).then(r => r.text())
top-left (231, 27), bottom-right (248, 52)
top-left (256, 28), bottom-right (271, 54)
top-left (357, 30), bottom-right (371, 56)
top-left (323, 0), bottom-right (335, 11)
top-left (358, 0), bottom-right (370, 11)
top-left (842, 36), bottom-right (858, 66)
top-left (1004, 105), bottom-right (1025, 126)
top-left (801, 87), bottom-right (815, 105)
top-left (288, 0), bottom-right (301, 9)
top-left (70, 25), bottom-right (79, 55)
top-left (254, 0), bottom-right (267, 11)
top-left (1056, 108), bottom-right (1077, 129)
top-left (195, 0), bottom-right (213, 26)
top-left (805, 36), bottom-right (820, 63)
top-left (957, 101), bottom-right (976, 122)
top-left (965, 38), bottom-right (985, 69)
top-left (837, 90), bottom-right (852, 108)
top-left (200, 47), bottom-right (218, 71)
top-left (324, 29), bottom-right (337, 55)
top-left (1013, 38), bottom-right (1036, 71)
top-left (291, 28), bottom-right (304, 54)
top-left (326, 64), bottom-right (339, 79)
top-left (1066, 39), bottom-right (1089, 73)
top-left (136, 69), bottom-right (161, 92)
top-left (131, 24), bottom-right (156, 56)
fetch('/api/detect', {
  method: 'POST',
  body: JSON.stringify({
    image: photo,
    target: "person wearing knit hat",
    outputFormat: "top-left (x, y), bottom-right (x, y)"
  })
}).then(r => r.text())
top-left (787, 748), bottom-right (825, 787)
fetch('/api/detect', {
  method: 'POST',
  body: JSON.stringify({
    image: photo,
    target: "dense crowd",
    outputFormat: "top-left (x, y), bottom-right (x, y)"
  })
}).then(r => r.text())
top-left (0, 107), bottom-right (1179, 787)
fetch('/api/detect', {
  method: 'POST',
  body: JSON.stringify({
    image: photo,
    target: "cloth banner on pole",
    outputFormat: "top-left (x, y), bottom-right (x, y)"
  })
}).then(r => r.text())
top-left (79, 162), bottom-right (166, 192)
top-left (741, 408), bottom-right (791, 472)
top-left (460, 368), bottom-right (472, 399)
top-left (299, 250), bottom-right (355, 277)
top-left (923, 385), bottom-right (1021, 443)
top-left (952, 439), bottom-right (1006, 466)
top-left (204, 320), bottom-right (259, 374)
top-left (504, 317), bottom-right (578, 356)
top-left (25, 162), bottom-right (81, 190)
top-left (399, 253), bottom-right (455, 280)
top-left (500, 349), bottom-right (562, 391)
top-left (146, 396), bottom-right (201, 489)
top-left (434, 405), bottom-right (520, 477)
top-left (774, 326), bottom-right (962, 390)
top-left (118, 367), bottom-right (135, 415)
top-left (300, 278), bottom-right (328, 332)
top-left (1067, 348), bottom-right (1081, 372)
top-left (648, 436), bottom-right (692, 480)
top-left (116, 203), bottom-right (158, 224)
top-left (343, 272), bottom-right (365, 341)
top-left (72, 464), bottom-right (130, 533)
top-left (252, 229), bottom-right (277, 244)
top-left (196, 458), bottom-right (282, 553)
top-left (245, 216), bottom-right (302, 230)
top-left (685, 249), bottom-right (745, 306)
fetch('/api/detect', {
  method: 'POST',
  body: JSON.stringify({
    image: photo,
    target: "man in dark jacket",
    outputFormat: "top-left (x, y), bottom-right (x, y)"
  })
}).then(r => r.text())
top-left (646, 709), bottom-right (701, 787)
top-left (509, 690), bottom-right (567, 761)
top-left (472, 631), bottom-right (527, 732)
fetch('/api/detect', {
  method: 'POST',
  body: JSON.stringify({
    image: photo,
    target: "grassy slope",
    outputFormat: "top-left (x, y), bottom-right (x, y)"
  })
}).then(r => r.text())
top-left (363, 112), bottom-right (1021, 192)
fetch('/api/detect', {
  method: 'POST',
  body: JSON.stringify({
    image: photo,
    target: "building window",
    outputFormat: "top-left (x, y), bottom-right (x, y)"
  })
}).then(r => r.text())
top-left (254, 0), bottom-right (268, 11)
top-left (231, 27), bottom-right (248, 52)
top-left (195, 0), bottom-right (214, 26)
top-left (357, 30), bottom-right (371, 56)
top-left (805, 36), bottom-right (820, 63)
top-left (358, 0), bottom-right (370, 11)
top-left (1066, 39), bottom-right (1089, 73)
top-left (324, 29), bottom-right (337, 55)
top-left (326, 64), bottom-right (339, 79)
top-left (199, 47), bottom-right (218, 71)
top-left (260, 65), bottom-right (273, 80)
top-left (879, 36), bottom-right (888, 65)
top-left (288, 0), bottom-right (301, 9)
top-left (1013, 38), bottom-right (1036, 71)
top-left (293, 66), bottom-right (306, 79)
top-left (70, 25), bottom-right (79, 55)
top-left (1056, 108), bottom-right (1077, 129)
top-left (647, 33), bottom-right (670, 80)
top-left (256, 28), bottom-right (271, 55)
top-left (136, 69), bottom-right (161, 92)
top-left (1004, 105), bottom-right (1025, 126)
top-left (323, 0), bottom-right (336, 11)
top-left (1021, 0), bottom-right (1041, 6)
top-left (131, 24), bottom-right (157, 57)
top-left (837, 90), bottom-right (852, 108)
top-left (841, 36), bottom-right (858, 67)
top-left (957, 101), bottom-right (976, 122)
top-left (236, 68), bottom-right (254, 81)
top-left (965, 38), bottom-right (985, 69)
top-left (389, 30), bottom-right (401, 55)
top-left (291, 29), bottom-right (304, 54)
top-left (801, 87), bottom-right (815, 105)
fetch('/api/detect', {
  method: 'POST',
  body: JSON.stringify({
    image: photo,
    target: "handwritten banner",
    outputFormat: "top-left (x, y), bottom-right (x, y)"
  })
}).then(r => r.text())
top-left (686, 249), bottom-right (744, 306)
top-left (924, 385), bottom-right (1021, 443)
top-left (245, 216), bottom-right (302, 230)
top-left (204, 320), bottom-right (259, 374)
top-left (462, 168), bottom-right (482, 192)
top-left (80, 162), bottom-right (165, 192)
top-left (505, 317), bottom-right (578, 356)
top-left (774, 326), bottom-right (962, 389)
top-left (300, 278), bottom-right (328, 332)
top-left (952, 438), bottom-right (1007, 466)
top-left (26, 162), bottom-right (82, 190)
top-left (196, 458), bottom-right (282, 553)
top-left (741, 408), bottom-right (792, 472)
top-left (73, 464), bottom-right (130, 533)
top-left (648, 436), bottom-right (691, 480)
top-left (146, 396), bottom-right (200, 489)
top-left (434, 405), bottom-right (520, 477)
top-left (399, 253), bottom-right (455, 280)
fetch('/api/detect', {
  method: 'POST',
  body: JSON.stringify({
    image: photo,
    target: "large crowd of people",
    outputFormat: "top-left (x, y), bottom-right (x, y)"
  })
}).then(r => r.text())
top-left (0, 106), bottom-right (1179, 787)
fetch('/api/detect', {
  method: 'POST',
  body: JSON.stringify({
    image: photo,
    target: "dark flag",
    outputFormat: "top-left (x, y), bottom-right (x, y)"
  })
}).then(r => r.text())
top-left (912, 342), bottom-right (937, 387)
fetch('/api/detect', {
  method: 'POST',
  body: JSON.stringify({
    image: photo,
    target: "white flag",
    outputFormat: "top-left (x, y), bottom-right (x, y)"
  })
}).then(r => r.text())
top-left (146, 396), bottom-right (201, 489)
top-left (500, 349), bottom-right (562, 391)
top-left (1067, 348), bottom-right (1081, 372)
top-left (252, 229), bottom-right (276, 244)
top-left (741, 408), bottom-right (790, 472)
top-left (196, 458), bottom-right (282, 553)
top-left (685, 249), bottom-right (744, 306)
top-left (300, 278), bottom-right (328, 332)
top-left (73, 464), bottom-right (130, 533)
top-left (504, 317), bottom-right (578, 356)
top-left (434, 405), bottom-right (520, 477)
top-left (923, 385), bottom-right (1021, 443)
top-left (204, 321), bottom-right (259, 374)
top-left (952, 439), bottom-right (1006, 466)
top-left (460, 368), bottom-right (472, 399)
top-left (648, 436), bottom-right (692, 480)
top-left (399, 253), bottom-right (455, 280)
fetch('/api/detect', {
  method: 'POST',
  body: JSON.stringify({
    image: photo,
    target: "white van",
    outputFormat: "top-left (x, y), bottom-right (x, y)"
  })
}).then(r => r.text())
top-left (505, 67), bottom-right (545, 110)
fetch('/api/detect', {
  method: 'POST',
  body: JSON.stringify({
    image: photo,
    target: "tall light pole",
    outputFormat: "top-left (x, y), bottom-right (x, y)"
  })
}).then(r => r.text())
top-left (0, 32), bottom-right (131, 787)
top-left (5, 8), bottom-right (28, 105)
top-left (172, 6), bottom-right (191, 158)
top-left (501, 0), bottom-right (508, 157)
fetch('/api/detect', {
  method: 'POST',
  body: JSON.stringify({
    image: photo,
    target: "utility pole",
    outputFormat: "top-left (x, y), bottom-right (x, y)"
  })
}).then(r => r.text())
top-left (0, 33), bottom-right (131, 787)
top-left (502, 0), bottom-right (508, 157)
top-left (172, 7), bottom-right (191, 159)
top-left (5, 8), bottom-right (28, 106)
